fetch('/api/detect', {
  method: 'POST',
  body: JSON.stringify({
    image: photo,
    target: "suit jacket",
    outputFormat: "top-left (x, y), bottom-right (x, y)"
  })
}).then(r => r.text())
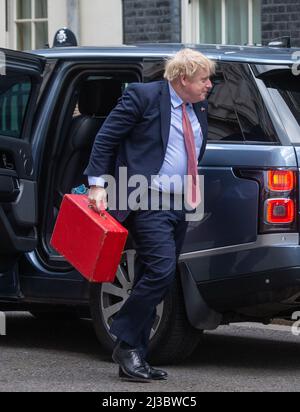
top-left (84, 80), bottom-right (209, 222)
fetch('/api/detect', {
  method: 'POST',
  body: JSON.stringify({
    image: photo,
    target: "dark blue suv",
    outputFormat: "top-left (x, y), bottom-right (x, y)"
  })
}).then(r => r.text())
top-left (0, 44), bottom-right (300, 364)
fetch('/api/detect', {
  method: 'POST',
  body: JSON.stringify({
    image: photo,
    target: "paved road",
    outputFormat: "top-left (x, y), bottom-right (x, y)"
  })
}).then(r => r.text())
top-left (0, 312), bottom-right (299, 392)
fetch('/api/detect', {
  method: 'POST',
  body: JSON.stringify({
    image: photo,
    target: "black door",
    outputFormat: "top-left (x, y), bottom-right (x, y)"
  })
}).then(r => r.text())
top-left (0, 48), bottom-right (45, 278)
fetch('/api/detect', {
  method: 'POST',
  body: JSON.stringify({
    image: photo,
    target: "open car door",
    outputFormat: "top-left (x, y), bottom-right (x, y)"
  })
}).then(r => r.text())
top-left (0, 48), bottom-right (45, 273)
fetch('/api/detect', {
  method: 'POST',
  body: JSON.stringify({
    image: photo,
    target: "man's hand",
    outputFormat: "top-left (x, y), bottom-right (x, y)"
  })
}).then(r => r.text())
top-left (88, 186), bottom-right (108, 213)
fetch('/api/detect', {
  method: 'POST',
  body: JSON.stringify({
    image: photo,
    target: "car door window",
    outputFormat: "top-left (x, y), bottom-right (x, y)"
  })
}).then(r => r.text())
top-left (0, 76), bottom-right (31, 139)
top-left (224, 63), bottom-right (278, 143)
top-left (207, 71), bottom-right (243, 142)
top-left (208, 63), bottom-right (278, 144)
top-left (263, 70), bottom-right (300, 127)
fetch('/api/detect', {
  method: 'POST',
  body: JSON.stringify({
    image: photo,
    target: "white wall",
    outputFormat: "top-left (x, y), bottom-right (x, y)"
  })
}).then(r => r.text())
top-left (0, 0), bottom-right (7, 48)
top-left (0, 0), bottom-right (123, 50)
top-left (48, 0), bottom-right (68, 48)
top-left (80, 0), bottom-right (123, 46)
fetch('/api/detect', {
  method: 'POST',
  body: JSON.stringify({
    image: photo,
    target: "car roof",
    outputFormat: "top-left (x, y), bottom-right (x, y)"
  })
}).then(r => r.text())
top-left (31, 43), bottom-right (300, 65)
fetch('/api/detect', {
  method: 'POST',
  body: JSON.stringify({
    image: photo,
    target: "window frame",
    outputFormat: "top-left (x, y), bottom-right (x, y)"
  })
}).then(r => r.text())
top-left (182, 0), bottom-right (261, 46)
top-left (13, 0), bottom-right (49, 50)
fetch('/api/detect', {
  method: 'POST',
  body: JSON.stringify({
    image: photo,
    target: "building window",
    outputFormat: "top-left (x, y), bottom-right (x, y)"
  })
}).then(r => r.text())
top-left (15, 0), bottom-right (48, 50)
top-left (198, 0), bottom-right (261, 45)
top-left (199, 0), bottom-right (222, 44)
top-left (226, 0), bottom-right (249, 45)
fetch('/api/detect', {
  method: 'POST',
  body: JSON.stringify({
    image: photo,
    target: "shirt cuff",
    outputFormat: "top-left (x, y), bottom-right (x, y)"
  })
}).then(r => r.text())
top-left (88, 176), bottom-right (106, 188)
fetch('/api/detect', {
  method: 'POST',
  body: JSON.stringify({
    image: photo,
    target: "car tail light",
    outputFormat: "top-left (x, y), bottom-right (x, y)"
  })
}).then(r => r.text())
top-left (267, 171), bottom-right (295, 192)
top-left (265, 198), bottom-right (295, 224)
top-left (237, 169), bottom-right (298, 234)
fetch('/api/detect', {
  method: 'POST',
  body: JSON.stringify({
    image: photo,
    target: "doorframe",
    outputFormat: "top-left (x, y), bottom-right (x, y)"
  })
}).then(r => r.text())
top-left (34, 61), bottom-right (143, 272)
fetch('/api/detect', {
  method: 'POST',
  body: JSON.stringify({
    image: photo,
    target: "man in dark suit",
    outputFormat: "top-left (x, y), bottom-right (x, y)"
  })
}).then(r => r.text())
top-left (84, 49), bottom-right (215, 382)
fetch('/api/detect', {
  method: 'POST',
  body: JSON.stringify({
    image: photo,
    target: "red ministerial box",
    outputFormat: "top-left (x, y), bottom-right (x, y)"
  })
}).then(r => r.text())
top-left (50, 194), bottom-right (128, 283)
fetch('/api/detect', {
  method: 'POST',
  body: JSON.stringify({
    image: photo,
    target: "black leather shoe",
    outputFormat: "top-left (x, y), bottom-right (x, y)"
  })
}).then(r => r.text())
top-left (119, 362), bottom-right (168, 381)
top-left (119, 361), bottom-right (168, 381)
top-left (144, 361), bottom-right (168, 380)
top-left (112, 342), bottom-right (152, 383)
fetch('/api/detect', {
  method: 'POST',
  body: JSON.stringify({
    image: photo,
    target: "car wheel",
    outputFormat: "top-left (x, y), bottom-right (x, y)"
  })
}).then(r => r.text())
top-left (90, 249), bottom-right (203, 365)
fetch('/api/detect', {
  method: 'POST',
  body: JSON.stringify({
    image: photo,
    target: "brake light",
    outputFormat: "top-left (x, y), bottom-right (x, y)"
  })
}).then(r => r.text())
top-left (265, 198), bottom-right (295, 224)
top-left (268, 171), bottom-right (295, 192)
top-left (236, 168), bottom-right (298, 234)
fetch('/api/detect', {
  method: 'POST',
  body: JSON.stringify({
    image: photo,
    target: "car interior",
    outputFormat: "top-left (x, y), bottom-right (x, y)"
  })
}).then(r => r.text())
top-left (40, 70), bottom-right (141, 265)
top-left (55, 78), bottom-right (124, 207)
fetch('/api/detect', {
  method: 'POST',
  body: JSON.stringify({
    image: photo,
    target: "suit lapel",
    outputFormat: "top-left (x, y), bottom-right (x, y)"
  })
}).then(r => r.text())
top-left (159, 83), bottom-right (208, 159)
top-left (160, 81), bottom-right (171, 154)
top-left (193, 101), bottom-right (208, 162)
top-left (193, 102), bottom-right (207, 128)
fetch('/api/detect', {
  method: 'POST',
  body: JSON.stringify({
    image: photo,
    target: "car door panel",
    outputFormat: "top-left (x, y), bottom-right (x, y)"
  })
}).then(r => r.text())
top-left (0, 174), bottom-right (20, 202)
top-left (0, 48), bottom-right (45, 274)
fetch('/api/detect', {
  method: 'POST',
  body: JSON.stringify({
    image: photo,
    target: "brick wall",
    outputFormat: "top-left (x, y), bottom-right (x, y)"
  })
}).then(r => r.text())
top-left (262, 0), bottom-right (300, 47)
top-left (122, 0), bottom-right (181, 44)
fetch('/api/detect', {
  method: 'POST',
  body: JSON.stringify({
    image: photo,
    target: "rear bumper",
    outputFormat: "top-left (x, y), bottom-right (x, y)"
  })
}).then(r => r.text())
top-left (180, 233), bottom-right (300, 322)
top-left (181, 233), bottom-right (300, 282)
top-left (198, 267), bottom-right (300, 315)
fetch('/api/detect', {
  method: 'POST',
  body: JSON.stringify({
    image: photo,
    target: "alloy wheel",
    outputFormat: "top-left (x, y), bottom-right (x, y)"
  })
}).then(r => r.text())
top-left (100, 249), bottom-right (164, 340)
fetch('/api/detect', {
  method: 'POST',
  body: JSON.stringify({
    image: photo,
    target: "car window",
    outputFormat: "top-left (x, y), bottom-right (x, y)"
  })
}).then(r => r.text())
top-left (72, 76), bottom-right (136, 118)
top-left (224, 64), bottom-right (278, 144)
top-left (0, 76), bottom-right (31, 139)
top-left (263, 70), bottom-right (300, 128)
top-left (144, 61), bottom-right (246, 142)
top-left (144, 60), bottom-right (278, 144)
top-left (143, 60), bottom-right (165, 83)
top-left (207, 72), bottom-right (243, 142)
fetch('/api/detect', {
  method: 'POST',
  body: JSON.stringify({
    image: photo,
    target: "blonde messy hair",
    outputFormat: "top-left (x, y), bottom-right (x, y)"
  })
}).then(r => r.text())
top-left (164, 48), bottom-right (216, 82)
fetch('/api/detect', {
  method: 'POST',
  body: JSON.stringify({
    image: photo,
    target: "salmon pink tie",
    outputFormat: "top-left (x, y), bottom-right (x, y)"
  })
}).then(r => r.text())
top-left (182, 103), bottom-right (201, 209)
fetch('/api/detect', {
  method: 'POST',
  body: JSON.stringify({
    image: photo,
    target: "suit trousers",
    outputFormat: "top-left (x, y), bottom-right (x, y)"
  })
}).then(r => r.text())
top-left (110, 189), bottom-right (189, 357)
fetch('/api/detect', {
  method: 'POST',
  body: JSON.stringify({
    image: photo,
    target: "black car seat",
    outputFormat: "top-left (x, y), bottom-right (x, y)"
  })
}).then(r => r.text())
top-left (56, 79), bottom-right (123, 206)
